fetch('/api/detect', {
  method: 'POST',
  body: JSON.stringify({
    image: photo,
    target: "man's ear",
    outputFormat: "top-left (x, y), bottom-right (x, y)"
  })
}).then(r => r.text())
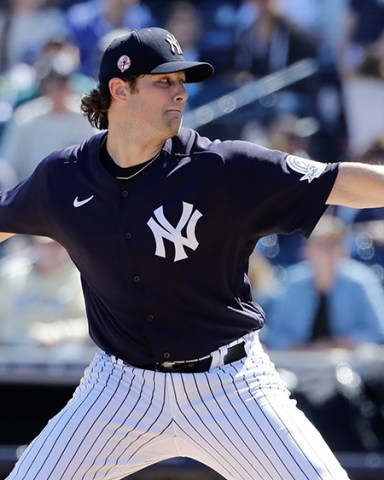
top-left (109, 78), bottom-right (129, 101)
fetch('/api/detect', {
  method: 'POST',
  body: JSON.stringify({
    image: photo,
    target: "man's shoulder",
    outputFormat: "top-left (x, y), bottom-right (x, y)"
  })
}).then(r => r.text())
top-left (173, 128), bottom-right (273, 160)
top-left (168, 128), bottom-right (214, 155)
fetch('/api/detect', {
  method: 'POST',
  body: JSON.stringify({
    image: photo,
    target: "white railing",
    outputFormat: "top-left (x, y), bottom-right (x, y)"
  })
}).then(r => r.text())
top-left (183, 59), bottom-right (318, 130)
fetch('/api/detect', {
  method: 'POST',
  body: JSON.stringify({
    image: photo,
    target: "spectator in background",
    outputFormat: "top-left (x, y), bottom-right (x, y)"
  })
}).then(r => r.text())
top-left (33, 35), bottom-right (96, 95)
top-left (336, 0), bottom-right (384, 157)
top-left (66, 0), bottom-right (156, 79)
top-left (189, 0), bottom-right (238, 81)
top-left (0, 41), bottom-right (97, 180)
top-left (163, 2), bottom-right (201, 63)
top-left (2, 35), bottom-right (96, 111)
top-left (261, 215), bottom-right (384, 350)
top-left (0, 235), bottom-right (88, 348)
top-left (0, 0), bottom-right (67, 74)
top-left (231, 0), bottom-right (320, 122)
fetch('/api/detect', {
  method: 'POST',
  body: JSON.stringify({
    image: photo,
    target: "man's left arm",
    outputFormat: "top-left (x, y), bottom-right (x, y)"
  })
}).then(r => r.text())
top-left (327, 162), bottom-right (384, 208)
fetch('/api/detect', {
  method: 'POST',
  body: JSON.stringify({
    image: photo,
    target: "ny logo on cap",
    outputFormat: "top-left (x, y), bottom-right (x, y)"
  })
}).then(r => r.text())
top-left (166, 33), bottom-right (183, 55)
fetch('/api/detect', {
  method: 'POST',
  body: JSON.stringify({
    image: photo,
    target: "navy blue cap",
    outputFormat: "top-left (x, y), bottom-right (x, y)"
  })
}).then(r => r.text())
top-left (98, 27), bottom-right (214, 84)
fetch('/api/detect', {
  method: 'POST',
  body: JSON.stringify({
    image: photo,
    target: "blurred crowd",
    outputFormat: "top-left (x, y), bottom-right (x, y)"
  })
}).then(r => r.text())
top-left (0, 0), bottom-right (383, 354)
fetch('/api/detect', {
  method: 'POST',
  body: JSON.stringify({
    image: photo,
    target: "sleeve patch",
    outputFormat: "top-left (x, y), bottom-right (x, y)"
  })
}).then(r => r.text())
top-left (286, 154), bottom-right (327, 183)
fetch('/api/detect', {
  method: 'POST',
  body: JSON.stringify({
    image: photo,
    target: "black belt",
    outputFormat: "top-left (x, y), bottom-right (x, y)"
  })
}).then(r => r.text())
top-left (137, 342), bottom-right (246, 373)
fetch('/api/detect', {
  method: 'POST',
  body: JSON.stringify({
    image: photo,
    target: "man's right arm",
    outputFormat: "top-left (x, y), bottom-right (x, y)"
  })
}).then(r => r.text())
top-left (0, 233), bottom-right (15, 242)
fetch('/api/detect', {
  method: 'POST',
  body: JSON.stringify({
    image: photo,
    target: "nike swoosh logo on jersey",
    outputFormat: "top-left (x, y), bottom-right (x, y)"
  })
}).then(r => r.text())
top-left (73, 195), bottom-right (94, 208)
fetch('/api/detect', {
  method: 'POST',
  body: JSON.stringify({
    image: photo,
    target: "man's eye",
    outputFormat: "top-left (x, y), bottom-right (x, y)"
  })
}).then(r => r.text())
top-left (158, 77), bottom-right (185, 85)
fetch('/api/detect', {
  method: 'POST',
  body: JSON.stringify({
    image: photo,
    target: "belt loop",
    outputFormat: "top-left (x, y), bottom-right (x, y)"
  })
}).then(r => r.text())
top-left (110, 355), bottom-right (125, 368)
top-left (245, 330), bottom-right (259, 356)
top-left (210, 345), bottom-right (228, 369)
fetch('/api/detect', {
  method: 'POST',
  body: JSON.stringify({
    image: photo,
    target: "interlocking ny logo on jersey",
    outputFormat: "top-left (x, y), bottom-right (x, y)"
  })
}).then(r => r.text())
top-left (147, 202), bottom-right (202, 261)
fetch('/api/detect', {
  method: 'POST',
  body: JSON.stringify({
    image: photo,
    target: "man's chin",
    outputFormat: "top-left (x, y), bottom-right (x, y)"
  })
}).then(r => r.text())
top-left (168, 118), bottom-right (183, 136)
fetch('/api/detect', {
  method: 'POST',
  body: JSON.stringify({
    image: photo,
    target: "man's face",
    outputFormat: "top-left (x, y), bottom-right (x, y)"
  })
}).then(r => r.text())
top-left (304, 235), bottom-right (344, 270)
top-left (123, 72), bottom-right (188, 140)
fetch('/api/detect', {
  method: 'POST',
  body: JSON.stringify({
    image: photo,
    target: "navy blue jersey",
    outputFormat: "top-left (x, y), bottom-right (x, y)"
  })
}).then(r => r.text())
top-left (0, 128), bottom-right (339, 364)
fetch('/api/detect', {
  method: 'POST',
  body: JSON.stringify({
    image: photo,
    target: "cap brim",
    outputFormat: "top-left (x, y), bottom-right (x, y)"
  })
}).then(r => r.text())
top-left (148, 61), bottom-right (213, 83)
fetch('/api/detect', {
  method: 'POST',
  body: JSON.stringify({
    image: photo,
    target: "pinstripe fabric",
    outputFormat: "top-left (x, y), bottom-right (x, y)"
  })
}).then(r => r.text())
top-left (6, 335), bottom-right (350, 480)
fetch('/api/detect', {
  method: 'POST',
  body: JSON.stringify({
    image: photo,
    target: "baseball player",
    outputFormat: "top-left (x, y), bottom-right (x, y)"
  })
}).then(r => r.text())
top-left (2, 27), bottom-right (384, 480)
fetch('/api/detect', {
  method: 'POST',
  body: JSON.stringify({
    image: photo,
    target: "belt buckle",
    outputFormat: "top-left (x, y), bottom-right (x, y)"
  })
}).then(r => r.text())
top-left (157, 360), bottom-right (197, 373)
top-left (160, 361), bottom-right (177, 369)
top-left (156, 361), bottom-right (182, 372)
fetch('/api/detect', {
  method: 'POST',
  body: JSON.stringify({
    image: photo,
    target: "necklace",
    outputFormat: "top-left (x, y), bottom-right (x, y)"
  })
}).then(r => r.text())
top-left (116, 152), bottom-right (160, 180)
top-left (100, 134), bottom-right (160, 180)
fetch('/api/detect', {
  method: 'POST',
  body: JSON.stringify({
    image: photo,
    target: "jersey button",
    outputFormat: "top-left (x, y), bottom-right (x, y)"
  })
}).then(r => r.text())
top-left (133, 275), bottom-right (141, 283)
top-left (122, 190), bottom-right (129, 197)
top-left (125, 232), bottom-right (132, 240)
top-left (147, 314), bottom-right (154, 322)
top-left (163, 352), bottom-right (171, 359)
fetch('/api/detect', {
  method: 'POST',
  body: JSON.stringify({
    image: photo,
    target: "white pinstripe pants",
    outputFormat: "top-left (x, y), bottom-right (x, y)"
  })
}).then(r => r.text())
top-left (7, 333), bottom-right (350, 480)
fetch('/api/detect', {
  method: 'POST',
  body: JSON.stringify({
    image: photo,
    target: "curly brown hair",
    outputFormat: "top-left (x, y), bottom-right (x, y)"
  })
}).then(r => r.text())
top-left (80, 76), bottom-right (139, 130)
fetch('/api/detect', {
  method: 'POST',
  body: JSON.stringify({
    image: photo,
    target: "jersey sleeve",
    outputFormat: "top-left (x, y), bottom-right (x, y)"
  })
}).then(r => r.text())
top-left (0, 156), bottom-right (53, 237)
top-left (218, 141), bottom-right (339, 239)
